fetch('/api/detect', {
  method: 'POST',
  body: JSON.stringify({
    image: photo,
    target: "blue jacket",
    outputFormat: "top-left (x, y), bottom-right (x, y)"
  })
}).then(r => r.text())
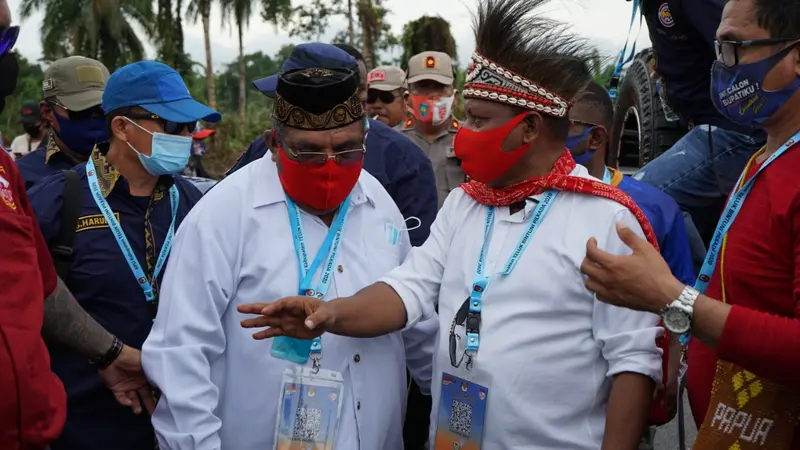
top-left (16, 136), bottom-right (79, 190)
top-left (227, 119), bottom-right (438, 247)
top-left (617, 173), bottom-right (696, 285)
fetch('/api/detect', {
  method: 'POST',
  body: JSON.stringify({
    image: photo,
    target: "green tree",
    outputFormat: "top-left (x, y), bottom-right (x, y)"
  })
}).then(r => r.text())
top-left (19, 0), bottom-right (153, 71)
top-left (399, 16), bottom-right (457, 69)
top-left (187, 0), bottom-right (219, 110)
top-left (220, 0), bottom-right (255, 138)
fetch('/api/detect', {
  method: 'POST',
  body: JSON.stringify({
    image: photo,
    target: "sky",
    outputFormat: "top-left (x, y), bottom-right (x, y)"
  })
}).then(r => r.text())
top-left (8, 0), bottom-right (653, 71)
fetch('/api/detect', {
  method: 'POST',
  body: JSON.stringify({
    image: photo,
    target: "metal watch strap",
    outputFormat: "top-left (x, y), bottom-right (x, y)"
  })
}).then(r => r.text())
top-left (675, 285), bottom-right (699, 314)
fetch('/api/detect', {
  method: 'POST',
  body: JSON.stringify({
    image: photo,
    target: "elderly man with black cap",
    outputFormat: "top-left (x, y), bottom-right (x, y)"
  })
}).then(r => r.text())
top-left (227, 43), bottom-right (437, 248)
top-left (142, 66), bottom-right (437, 450)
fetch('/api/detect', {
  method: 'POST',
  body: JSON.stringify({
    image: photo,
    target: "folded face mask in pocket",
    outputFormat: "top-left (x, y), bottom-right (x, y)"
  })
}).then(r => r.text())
top-left (385, 222), bottom-right (400, 246)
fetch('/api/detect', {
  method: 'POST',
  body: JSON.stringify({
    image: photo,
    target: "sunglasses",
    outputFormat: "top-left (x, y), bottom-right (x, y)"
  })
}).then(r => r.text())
top-left (0, 26), bottom-right (19, 57)
top-left (126, 113), bottom-right (198, 136)
top-left (47, 100), bottom-right (105, 121)
top-left (448, 298), bottom-right (475, 370)
top-left (367, 89), bottom-right (400, 105)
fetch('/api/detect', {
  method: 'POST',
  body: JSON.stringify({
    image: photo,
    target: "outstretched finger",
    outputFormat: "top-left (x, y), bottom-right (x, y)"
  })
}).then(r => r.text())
top-left (260, 297), bottom-right (305, 317)
top-left (253, 327), bottom-right (286, 340)
top-left (237, 302), bottom-right (271, 315)
top-left (241, 316), bottom-right (282, 329)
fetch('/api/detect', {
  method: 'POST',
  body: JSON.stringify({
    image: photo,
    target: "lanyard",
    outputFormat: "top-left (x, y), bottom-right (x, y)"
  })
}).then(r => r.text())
top-left (86, 157), bottom-right (179, 303)
top-left (286, 195), bottom-right (352, 358)
top-left (609, 0), bottom-right (643, 100)
top-left (602, 167), bottom-right (613, 184)
top-left (465, 191), bottom-right (559, 357)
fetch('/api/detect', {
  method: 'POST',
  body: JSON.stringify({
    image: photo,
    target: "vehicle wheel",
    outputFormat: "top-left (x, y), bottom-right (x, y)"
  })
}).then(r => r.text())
top-left (609, 48), bottom-right (687, 169)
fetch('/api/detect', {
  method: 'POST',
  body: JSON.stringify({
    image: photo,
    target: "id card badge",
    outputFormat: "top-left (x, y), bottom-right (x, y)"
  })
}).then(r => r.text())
top-left (434, 371), bottom-right (490, 450)
top-left (274, 367), bottom-right (345, 450)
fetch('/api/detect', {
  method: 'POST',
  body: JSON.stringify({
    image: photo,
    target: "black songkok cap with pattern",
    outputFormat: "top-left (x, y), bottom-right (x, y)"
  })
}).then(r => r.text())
top-left (273, 67), bottom-right (363, 130)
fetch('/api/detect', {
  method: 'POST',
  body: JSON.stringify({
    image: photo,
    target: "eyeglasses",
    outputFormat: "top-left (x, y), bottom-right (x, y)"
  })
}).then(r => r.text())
top-left (0, 26), bottom-right (19, 57)
top-left (276, 132), bottom-right (365, 167)
top-left (366, 90), bottom-right (400, 105)
top-left (47, 100), bottom-right (105, 121)
top-left (570, 119), bottom-right (598, 128)
top-left (715, 38), bottom-right (800, 67)
top-left (126, 113), bottom-right (197, 136)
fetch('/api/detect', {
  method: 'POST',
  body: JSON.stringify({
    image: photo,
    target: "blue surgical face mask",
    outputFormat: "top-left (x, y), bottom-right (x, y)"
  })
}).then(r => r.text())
top-left (566, 126), bottom-right (596, 165)
top-left (125, 118), bottom-right (192, 176)
top-left (711, 44), bottom-right (800, 127)
top-left (54, 114), bottom-right (109, 155)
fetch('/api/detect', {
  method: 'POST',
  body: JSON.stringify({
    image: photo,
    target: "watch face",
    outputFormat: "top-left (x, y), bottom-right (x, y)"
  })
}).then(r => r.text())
top-left (664, 308), bottom-right (691, 334)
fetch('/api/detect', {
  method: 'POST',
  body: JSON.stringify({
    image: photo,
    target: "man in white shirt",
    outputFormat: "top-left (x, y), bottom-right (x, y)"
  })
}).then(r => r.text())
top-left (239, 0), bottom-right (664, 449)
top-left (9, 102), bottom-right (44, 159)
top-left (142, 66), bottom-right (437, 449)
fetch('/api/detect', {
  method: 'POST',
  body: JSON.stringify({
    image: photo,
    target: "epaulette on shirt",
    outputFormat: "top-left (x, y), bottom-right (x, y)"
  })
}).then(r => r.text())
top-left (450, 119), bottom-right (460, 132)
top-left (402, 117), bottom-right (415, 130)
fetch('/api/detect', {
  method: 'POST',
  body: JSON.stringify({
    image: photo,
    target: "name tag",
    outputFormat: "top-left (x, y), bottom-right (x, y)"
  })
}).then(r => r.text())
top-left (76, 212), bottom-right (121, 232)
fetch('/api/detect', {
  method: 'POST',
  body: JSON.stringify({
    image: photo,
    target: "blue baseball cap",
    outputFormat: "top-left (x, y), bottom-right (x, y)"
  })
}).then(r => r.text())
top-left (102, 61), bottom-right (221, 123)
top-left (253, 43), bottom-right (358, 98)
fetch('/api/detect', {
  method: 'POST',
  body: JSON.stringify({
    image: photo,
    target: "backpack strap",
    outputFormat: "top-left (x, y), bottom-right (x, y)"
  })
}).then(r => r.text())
top-left (51, 169), bottom-right (81, 280)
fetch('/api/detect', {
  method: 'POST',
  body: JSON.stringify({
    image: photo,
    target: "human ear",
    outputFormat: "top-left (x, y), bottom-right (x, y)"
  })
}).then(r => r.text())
top-left (111, 116), bottom-right (130, 142)
top-left (520, 113), bottom-right (541, 145)
top-left (264, 130), bottom-right (279, 162)
top-left (589, 126), bottom-right (609, 152)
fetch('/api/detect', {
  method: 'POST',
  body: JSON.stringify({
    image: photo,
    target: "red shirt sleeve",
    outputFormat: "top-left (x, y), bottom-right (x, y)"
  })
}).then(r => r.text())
top-left (716, 184), bottom-right (800, 386)
top-left (5, 152), bottom-right (58, 295)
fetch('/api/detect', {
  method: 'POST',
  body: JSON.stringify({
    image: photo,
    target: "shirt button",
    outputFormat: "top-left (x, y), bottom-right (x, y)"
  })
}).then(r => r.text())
top-left (353, 354), bottom-right (361, 363)
top-left (357, 401), bottom-right (361, 410)
top-left (337, 264), bottom-right (344, 273)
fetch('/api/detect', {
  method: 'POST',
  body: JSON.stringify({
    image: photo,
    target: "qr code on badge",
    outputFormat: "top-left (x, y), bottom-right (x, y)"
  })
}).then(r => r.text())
top-left (449, 399), bottom-right (473, 437)
top-left (292, 407), bottom-right (322, 442)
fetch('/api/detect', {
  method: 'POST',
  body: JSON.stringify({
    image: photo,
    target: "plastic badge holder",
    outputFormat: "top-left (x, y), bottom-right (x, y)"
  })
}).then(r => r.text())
top-left (271, 336), bottom-right (314, 365)
top-left (274, 367), bottom-right (345, 450)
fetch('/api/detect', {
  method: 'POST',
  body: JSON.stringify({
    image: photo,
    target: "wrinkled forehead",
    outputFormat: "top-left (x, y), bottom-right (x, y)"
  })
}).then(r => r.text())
top-left (717, 0), bottom-right (768, 41)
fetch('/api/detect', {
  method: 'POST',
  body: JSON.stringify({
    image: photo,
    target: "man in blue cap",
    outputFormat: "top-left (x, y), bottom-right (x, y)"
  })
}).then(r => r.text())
top-left (26, 60), bottom-right (220, 450)
top-left (227, 43), bottom-right (437, 248)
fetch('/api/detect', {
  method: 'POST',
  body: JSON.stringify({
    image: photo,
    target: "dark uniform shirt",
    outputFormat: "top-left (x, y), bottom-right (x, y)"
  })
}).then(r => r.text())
top-left (397, 116), bottom-right (464, 210)
top-left (27, 148), bottom-right (202, 450)
top-left (16, 134), bottom-right (81, 190)
top-left (643, 0), bottom-right (753, 134)
top-left (227, 118), bottom-right (438, 247)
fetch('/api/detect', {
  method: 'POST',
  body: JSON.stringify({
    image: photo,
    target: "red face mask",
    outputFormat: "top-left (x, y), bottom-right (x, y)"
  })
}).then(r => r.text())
top-left (276, 145), bottom-right (363, 212)
top-left (454, 112), bottom-right (531, 183)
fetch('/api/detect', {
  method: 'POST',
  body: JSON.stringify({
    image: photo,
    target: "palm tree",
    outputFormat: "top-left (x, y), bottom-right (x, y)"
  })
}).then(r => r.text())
top-left (19, 0), bottom-right (153, 71)
top-left (356, 0), bottom-right (377, 70)
top-left (221, 0), bottom-right (253, 138)
top-left (188, 0), bottom-right (217, 110)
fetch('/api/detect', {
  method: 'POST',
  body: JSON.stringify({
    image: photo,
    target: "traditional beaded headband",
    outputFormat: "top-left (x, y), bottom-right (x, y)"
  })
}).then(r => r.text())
top-left (463, 52), bottom-right (570, 118)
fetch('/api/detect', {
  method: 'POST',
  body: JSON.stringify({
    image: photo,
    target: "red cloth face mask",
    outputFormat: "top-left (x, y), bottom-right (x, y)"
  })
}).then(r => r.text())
top-left (276, 145), bottom-right (363, 211)
top-left (454, 112), bottom-right (531, 183)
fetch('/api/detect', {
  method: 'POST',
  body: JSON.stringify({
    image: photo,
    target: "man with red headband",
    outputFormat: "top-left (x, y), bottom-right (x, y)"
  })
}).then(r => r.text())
top-left (238, 0), bottom-right (663, 448)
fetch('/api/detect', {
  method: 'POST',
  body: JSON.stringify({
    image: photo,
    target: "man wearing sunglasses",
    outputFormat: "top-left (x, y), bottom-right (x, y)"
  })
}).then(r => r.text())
top-left (16, 56), bottom-right (111, 190)
top-left (142, 66), bottom-right (436, 450)
top-left (366, 65), bottom-right (408, 128)
top-left (568, 80), bottom-right (696, 449)
top-left (400, 51), bottom-right (463, 210)
top-left (25, 61), bottom-right (219, 450)
top-left (631, 0), bottom-right (766, 246)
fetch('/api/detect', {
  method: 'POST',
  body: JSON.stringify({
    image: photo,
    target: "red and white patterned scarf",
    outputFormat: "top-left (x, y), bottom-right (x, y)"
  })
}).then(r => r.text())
top-left (460, 150), bottom-right (660, 250)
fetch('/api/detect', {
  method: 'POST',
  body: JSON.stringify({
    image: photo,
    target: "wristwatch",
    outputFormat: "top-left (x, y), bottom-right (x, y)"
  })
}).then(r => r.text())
top-left (660, 285), bottom-right (699, 335)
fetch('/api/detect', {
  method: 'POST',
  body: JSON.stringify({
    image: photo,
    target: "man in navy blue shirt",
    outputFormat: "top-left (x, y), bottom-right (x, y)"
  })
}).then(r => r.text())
top-left (17, 56), bottom-right (111, 189)
top-left (28, 61), bottom-right (220, 450)
top-left (568, 82), bottom-right (695, 448)
top-left (631, 0), bottom-right (765, 242)
top-left (226, 43), bottom-right (437, 248)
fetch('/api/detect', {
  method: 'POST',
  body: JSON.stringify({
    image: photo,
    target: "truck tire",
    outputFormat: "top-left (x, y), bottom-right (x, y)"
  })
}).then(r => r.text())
top-left (608, 48), bottom-right (687, 169)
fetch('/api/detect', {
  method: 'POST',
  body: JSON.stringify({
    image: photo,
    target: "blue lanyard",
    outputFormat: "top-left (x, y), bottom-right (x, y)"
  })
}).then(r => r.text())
top-left (285, 195), bottom-right (351, 357)
top-left (602, 167), bottom-right (613, 185)
top-left (465, 191), bottom-right (559, 356)
top-left (86, 157), bottom-right (179, 303)
top-left (609, 0), bottom-right (643, 100)
top-left (682, 131), bottom-right (800, 345)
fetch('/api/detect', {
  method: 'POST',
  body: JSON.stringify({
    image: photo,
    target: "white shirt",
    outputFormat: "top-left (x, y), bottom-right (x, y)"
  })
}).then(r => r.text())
top-left (142, 155), bottom-right (438, 450)
top-left (9, 134), bottom-right (40, 157)
top-left (380, 165), bottom-right (662, 449)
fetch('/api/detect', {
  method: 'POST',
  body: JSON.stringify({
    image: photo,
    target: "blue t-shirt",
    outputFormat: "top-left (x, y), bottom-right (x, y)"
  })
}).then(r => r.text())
top-left (617, 173), bottom-right (695, 285)
top-left (28, 164), bottom-right (202, 450)
top-left (227, 119), bottom-right (438, 247)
